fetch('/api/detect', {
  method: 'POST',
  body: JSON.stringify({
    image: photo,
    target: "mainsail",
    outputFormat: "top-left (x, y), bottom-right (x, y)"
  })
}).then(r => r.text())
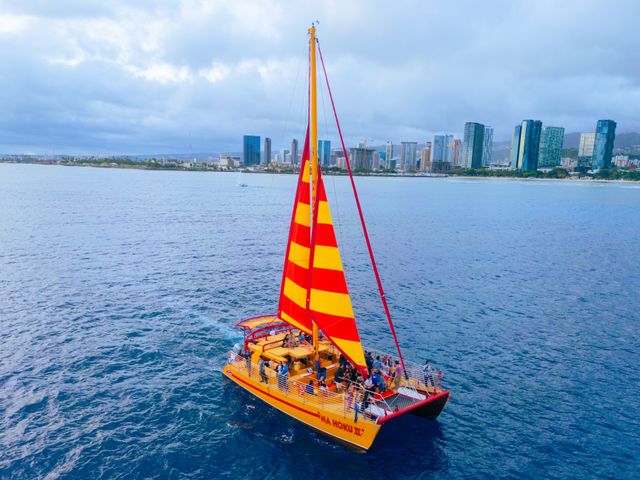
top-left (308, 166), bottom-right (367, 374)
top-left (277, 130), bottom-right (313, 334)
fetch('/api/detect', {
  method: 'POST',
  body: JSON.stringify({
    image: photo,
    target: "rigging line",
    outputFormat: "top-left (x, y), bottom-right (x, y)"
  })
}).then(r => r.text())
top-left (317, 41), bottom-right (407, 376)
top-left (286, 43), bottom-right (307, 139)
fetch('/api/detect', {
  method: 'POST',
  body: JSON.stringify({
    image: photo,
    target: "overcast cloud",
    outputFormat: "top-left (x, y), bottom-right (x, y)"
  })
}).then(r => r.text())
top-left (0, 0), bottom-right (638, 154)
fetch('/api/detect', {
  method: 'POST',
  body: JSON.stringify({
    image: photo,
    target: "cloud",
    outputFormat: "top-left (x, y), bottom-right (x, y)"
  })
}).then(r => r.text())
top-left (0, 0), bottom-right (638, 154)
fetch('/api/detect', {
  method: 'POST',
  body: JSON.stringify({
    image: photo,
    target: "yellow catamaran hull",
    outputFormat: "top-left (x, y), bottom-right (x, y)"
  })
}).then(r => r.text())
top-left (223, 361), bottom-right (382, 450)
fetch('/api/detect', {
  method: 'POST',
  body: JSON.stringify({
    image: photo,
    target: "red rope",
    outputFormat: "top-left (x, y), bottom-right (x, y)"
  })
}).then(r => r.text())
top-left (317, 42), bottom-right (407, 375)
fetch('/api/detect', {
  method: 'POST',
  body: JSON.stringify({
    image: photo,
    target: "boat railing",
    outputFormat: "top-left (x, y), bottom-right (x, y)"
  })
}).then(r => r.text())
top-left (224, 351), bottom-right (379, 424)
top-left (366, 348), bottom-right (444, 393)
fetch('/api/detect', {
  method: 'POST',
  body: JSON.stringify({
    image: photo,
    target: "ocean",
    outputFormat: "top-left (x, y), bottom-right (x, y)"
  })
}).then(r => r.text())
top-left (1, 163), bottom-right (638, 479)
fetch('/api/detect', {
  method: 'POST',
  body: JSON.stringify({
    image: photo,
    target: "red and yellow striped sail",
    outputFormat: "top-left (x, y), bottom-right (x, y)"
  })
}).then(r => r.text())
top-left (309, 167), bottom-right (367, 374)
top-left (277, 130), bottom-right (313, 334)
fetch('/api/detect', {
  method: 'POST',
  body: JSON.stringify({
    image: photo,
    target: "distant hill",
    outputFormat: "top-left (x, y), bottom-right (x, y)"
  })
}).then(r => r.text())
top-left (564, 132), bottom-right (640, 149)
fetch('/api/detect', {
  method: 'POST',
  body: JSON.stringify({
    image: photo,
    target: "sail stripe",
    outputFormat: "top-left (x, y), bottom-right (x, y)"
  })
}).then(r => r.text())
top-left (313, 223), bottom-right (337, 247)
top-left (305, 267), bottom-right (348, 293)
top-left (312, 245), bottom-right (343, 271)
top-left (288, 241), bottom-right (310, 268)
top-left (309, 289), bottom-right (354, 318)
top-left (283, 261), bottom-right (308, 288)
top-left (284, 277), bottom-right (307, 308)
top-left (294, 202), bottom-right (311, 227)
top-left (311, 312), bottom-right (362, 342)
top-left (317, 201), bottom-right (332, 225)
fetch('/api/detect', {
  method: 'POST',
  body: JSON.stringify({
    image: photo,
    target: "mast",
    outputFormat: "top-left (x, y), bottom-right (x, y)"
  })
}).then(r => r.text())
top-left (308, 24), bottom-right (320, 371)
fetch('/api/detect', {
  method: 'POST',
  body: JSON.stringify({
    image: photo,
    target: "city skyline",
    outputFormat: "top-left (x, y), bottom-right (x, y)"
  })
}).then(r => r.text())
top-left (0, 1), bottom-right (639, 155)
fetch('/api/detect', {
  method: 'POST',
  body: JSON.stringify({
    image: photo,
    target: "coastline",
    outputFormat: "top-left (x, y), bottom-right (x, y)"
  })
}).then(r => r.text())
top-left (1, 159), bottom-right (638, 184)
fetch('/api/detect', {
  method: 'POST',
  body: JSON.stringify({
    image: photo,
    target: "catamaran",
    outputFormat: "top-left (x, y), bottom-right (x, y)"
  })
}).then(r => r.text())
top-left (222, 25), bottom-right (450, 451)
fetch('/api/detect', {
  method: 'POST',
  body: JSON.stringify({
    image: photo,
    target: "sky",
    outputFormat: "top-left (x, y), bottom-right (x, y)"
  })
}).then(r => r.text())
top-left (0, 0), bottom-right (639, 155)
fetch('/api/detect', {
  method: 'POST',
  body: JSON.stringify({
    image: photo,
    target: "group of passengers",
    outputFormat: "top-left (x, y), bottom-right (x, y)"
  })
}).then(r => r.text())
top-left (281, 331), bottom-right (311, 349)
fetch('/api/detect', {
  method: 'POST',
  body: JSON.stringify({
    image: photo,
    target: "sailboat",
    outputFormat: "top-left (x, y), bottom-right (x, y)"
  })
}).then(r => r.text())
top-left (222, 25), bottom-right (450, 451)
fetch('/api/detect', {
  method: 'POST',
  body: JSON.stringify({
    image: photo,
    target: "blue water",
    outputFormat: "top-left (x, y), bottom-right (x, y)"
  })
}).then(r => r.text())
top-left (1, 163), bottom-right (639, 479)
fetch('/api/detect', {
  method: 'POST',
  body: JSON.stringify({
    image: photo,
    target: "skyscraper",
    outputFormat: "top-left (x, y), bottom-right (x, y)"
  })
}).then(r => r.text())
top-left (511, 120), bottom-right (542, 170)
top-left (461, 122), bottom-right (485, 168)
top-left (263, 137), bottom-right (271, 165)
top-left (400, 142), bottom-right (418, 171)
top-left (510, 125), bottom-right (521, 169)
top-left (349, 147), bottom-right (375, 170)
top-left (242, 135), bottom-right (260, 166)
top-left (318, 140), bottom-right (331, 167)
top-left (385, 141), bottom-right (394, 169)
top-left (538, 127), bottom-right (565, 168)
top-left (578, 133), bottom-right (596, 156)
top-left (291, 139), bottom-right (299, 165)
top-left (432, 135), bottom-right (453, 171)
top-left (482, 126), bottom-right (493, 166)
top-left (420, 142), bottom-right (432, 172)
top-left (592, 120), bottom-right (617, 170)
top-left (577, 132), bottom-right (596, 170)
top-left (451, 139), bottom-right (462, 167)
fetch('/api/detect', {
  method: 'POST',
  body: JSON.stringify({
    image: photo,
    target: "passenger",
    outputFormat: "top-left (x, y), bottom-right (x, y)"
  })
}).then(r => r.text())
top-left (281, 362), bottom-right (290, 391)
top-left (318, 366), bottom-right (327, 382)
top-left (365, 351), bottom-right (373, 372)
top-left (306, 379), bottom-right (315, 395)
top-left (383, 356), bottom-right (392, 375)
top-left (362, 377), bottom-right (373, 411)
top-left (394, 360), bottom-right (404, 389)
top-left (373, 356), bottom-right (382, 371)
top-left (259, 357), bottom-right (268, 383)
top-left (281, 334), bottom-right (290, 348)
top-left (339, 353), bottom-right (347, 367)
top-left (334, 365), bottom-right (344, 392)
top-left (345, 383), bottom-right (355, 409)
top-left (423, 360), bottom-right (435, 389)
top-left (245, 351), bottom-right (252, 377)
top-left (319, 379), bottom-right (328, 395)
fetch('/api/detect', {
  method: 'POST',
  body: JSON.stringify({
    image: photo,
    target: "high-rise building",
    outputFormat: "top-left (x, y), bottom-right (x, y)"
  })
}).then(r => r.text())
top-left (578, 133), bottom-right (596, 157)
top-left (349, 147), bottom-right (375, 170)
top-left (400, 142), bottom-right (418, 171)
top-left (385, 141), bottom-right (394, 169)
top-left (263, 137), bottom-right (271, 165)
top-left (242, 135), bottom-right (260, 166)
top-left (482, 126), bottom-right (493, 166)
top-left (577, 132), bottom-right (596, 170)
top-left (451, 139), bottom-right (462, 167)
top-left (592, 120), bottom-right (616, 170)
top-left (432, 135), bottom-right (453, 171)
top-left (510, 120), bottom-right (542, 170)
top-left (372, 151), bottom-right (381, 170)
top-left (461, 122), bottom-right (485, 168)
top-left (420, 142), bottom-right (432, 172)
top-left (510, 125), bottom-right (521, 169)
top-left (538, 127), bottom-right (565, 168)
top-left (318, 140), bottom-right (331, 167)
top-left (291, 138), bottom-right (299, 165)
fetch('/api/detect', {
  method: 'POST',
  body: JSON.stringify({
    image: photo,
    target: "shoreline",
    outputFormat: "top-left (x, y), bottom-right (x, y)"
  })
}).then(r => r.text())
top-left (1, 160), bottom-right (638, 184)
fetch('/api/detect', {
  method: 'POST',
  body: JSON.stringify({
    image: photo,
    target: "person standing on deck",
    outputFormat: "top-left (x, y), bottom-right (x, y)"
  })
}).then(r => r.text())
top-left (334, 365), bottom-right (344, 392)
top-left (245, 351), bottom-right (252, 377)
top-left (393, 360), bottom-right (404, 389)
top-left (280, 362), bottom-right (289, 391)
top-left (423, 360), bottom-right (435, 388)
top-left (259, 357), bottom-right (268, 383)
